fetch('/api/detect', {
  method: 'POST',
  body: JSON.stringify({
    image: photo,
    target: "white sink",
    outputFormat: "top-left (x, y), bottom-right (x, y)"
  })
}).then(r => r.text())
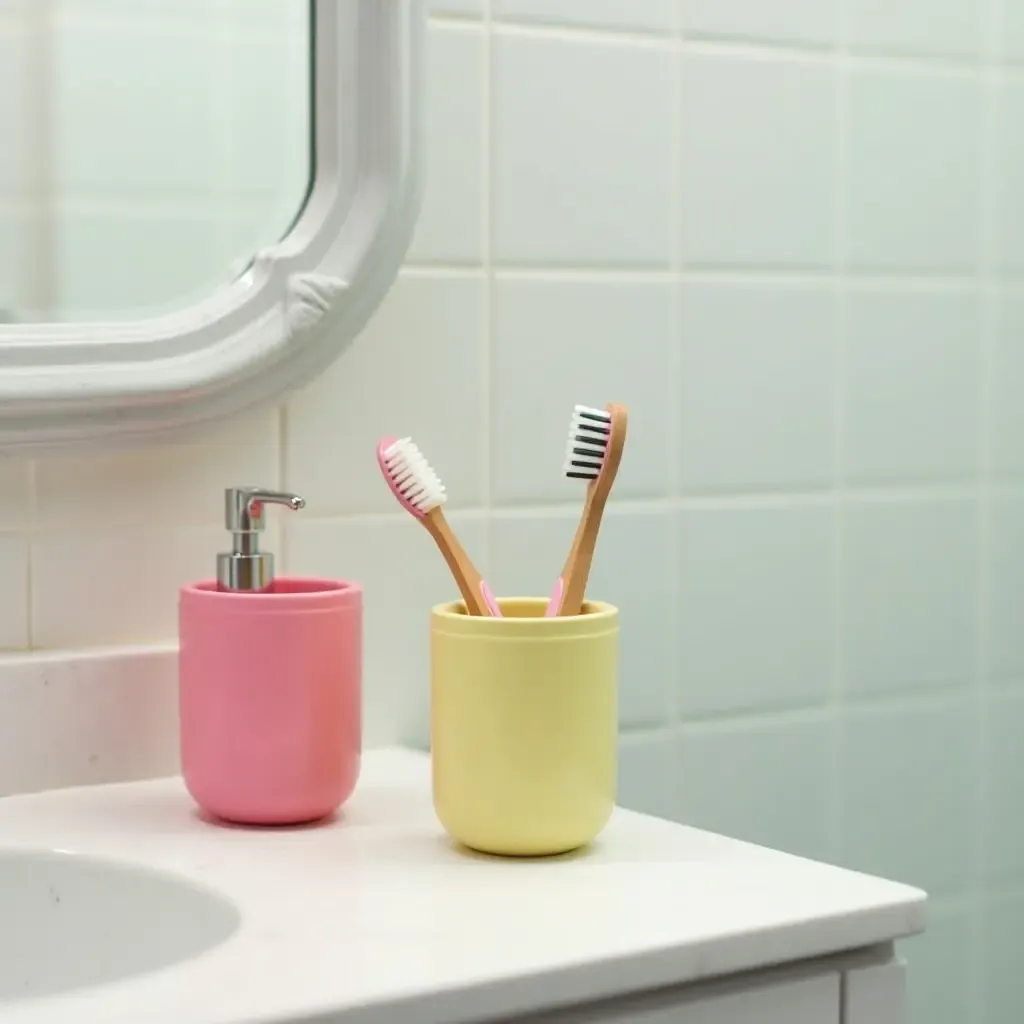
top-left (0, 849), bottom-right (240, 1000)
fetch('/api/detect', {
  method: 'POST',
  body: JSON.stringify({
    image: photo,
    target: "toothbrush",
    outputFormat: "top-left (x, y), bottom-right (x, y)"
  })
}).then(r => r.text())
top-left (377, 437), bottom-right (500, 617)
top-left (545, 403), bottom-right (628, 617)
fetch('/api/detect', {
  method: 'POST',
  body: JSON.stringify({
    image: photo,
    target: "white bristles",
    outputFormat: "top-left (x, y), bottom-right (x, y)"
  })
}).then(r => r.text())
top-left (383, 437), bottom-right (447, 512)
top-left (563, 404), bottom-right (612, 480)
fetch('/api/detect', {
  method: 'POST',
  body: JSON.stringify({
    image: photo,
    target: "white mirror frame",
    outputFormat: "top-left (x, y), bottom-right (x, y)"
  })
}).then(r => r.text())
top-left (0, 0), bottom-right (421, 453)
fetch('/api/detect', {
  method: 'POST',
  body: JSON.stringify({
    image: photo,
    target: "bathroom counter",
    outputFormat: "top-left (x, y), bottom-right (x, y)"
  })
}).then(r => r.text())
top-left (0, 747), bottom-right (925, 1024)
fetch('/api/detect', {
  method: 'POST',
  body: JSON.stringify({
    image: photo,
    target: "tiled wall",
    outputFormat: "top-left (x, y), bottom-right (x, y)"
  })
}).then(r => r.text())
top-left (0, 0), bottom-right (307, 321)
top-left (0, 2), bottom-right (1021, 1022)
top-left (0, 0), bottom-right (45, 320)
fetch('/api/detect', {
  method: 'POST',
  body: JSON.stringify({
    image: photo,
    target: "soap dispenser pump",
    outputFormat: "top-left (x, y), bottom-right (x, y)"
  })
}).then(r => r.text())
top-left (217, 486), bottom-right (305, 592)
top-left (179, 486), bottom-right (362, 826)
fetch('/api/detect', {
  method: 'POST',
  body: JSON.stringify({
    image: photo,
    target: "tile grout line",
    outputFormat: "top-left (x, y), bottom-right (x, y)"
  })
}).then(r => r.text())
top-left (277, 406), bottom-right (290, 572)
top-left (12, 0), bottom-right (44, 652)
top-left (490, 19), bottom-right (677, 49)
top-left (480, 0), bottom-right (494, 578)
top-left (402, 261), bottom-right (1014, 290)
top-left (214, 0), bottom-right (237, 294)
top-left (828, 0), bottom-right (849, 866)
top-left (666, 6), bottom-right (684, 743)
top-left (22, 474), bottom-right (1009, 538)
top-left (24, 459), bottom-right (36, 652)
top-left (29, 1), bottom-right (55, 318)
top-left (970, 2), bottom-right (1004, 1017)
top-left (464, 14), bottom-right (1024, 79)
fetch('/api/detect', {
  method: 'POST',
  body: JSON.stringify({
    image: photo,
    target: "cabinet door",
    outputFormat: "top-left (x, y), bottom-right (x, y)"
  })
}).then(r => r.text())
top-left (522, 971), bottom-right (840, 1023)
top-left (843, 959), bottom-right (907, 1024)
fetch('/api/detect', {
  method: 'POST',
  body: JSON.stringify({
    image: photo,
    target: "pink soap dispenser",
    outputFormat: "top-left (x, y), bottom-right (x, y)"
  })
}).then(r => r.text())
top-left (179, 486), bottom-right (361, 825)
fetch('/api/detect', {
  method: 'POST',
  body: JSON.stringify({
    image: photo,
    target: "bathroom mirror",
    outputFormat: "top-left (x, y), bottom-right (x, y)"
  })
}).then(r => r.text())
top-left (0, 0), bottom-right (420, 451)
top-left (1, 1), bottom-right (312, 325)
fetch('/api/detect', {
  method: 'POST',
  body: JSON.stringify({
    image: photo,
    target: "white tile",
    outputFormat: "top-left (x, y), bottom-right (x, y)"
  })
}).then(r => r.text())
top-left (996, 82), bottom-right (1024, 273)
top-left (226, 33), bottom-right (310, 211)
top-left (838, 699), bottom-right (976, 895)
top-left (848, 0), bottom-right (983, 58)
top-left (678, 715), bottom-right (834, 862)
top-left (427, 0), bottom-right (483, 16)
top-left (493, 0), bottom-right (674, 34)
top-left (489, 510), bottom-right (673, 728)
top-left (31, 525), bottom-right (221, 648)
top-left (846, 68), bottom-right (981, 272)
top-left (993, 292), bottom-right (1024, 478)
top-left (983, 690), bottom-right (1024, 883)
top-left (407, 24), bottom-right (484, 264)
top-left (844, 500), bottom-right (977, 694)
top-left (0, 460), bottom-right (30, 532)
top-left (680, 282), bottom-right (835, 493)
top-left (990, 497), bottom-right (1024, 681)
top-left (681, 52), bottom-right (835, 268)
top-left (0, 458), bottom-right (32, 530)
top-left (618, 733), bottom-right (678, 820)
top-left (0, 0), bottom-right (32, 21)
top-left (53, 22), bottom-right (217, 195)
top-left (0, 533), bottom-right (28, 650)
top-left (220, 0), bottom-right (306, 35)
top-left (678, 506), bottom-right (833, 718)
top-left (844, 288), bottom-right (981, 484)
top-left (34, 409), bottom-right (279, 529)
top-left (54, 211), bottom-right (224, 320)
top-left (683, 0), bottom-right (835, 46)
top-left (285, 514), bottom-right (487, 750)
top-left (983, 892), bottom-right (1024, 1024)
top-left (216, 204), bottom-right (270, 282)
top-left (492, 31), bottom-right (673, 266)
top-left (491, 277), bottom-right (673, 502)
top-left (898, 905), bottom-right (973, 1024)
top-left (1004, 0), bottom-right (1024, 62)
top-left (285, 272), bottom-right (486, 515)
top-left (0, 25), bottom-right (34, 197)
top-left (56, 0), bottom-right (212, 23)
top-left (0, 212), bottom-right (41, 320)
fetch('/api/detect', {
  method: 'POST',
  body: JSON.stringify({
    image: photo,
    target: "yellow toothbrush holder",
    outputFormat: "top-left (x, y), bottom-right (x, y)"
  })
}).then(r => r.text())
top-left (431, 596), bottom-right (618, 857)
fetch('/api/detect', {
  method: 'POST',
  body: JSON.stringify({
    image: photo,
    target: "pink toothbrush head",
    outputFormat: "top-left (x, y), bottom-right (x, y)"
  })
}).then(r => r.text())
top-left (376, 436), bottom-right (446, 519)
top-left (376, 436), bottom-right (500, 617)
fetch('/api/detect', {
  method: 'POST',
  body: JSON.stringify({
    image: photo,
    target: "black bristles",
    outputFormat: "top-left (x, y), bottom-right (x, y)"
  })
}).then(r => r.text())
top-left (564, 406), bottom-right (612, 481)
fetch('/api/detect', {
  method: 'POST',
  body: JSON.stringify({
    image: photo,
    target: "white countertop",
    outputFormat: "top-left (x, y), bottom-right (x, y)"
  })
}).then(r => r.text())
top-left (0, 747), bottom-right (926, 1024)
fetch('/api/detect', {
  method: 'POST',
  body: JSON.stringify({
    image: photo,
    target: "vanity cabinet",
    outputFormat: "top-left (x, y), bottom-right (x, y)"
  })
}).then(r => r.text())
top-left (524, 956), bottom-right (905, 1024)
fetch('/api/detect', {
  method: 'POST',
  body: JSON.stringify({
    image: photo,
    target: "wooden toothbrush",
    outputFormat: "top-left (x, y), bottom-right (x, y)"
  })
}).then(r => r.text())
top-left (545, 403), bottom-right (628, 617)
top-left (377, 436), bottom-right (500, 616)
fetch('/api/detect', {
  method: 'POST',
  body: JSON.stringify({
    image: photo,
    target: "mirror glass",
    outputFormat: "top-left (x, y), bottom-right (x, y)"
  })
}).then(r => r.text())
top-left (0, 0), bottom-right (311, 323)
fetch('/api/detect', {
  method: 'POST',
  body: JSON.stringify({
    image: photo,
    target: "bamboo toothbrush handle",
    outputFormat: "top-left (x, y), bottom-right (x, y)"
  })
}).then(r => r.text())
top-left (558, 492), bottom-right (590, 580)
top-left (558, 487), bottom-right (609, 616)
top-left (424, 507), bottom-right (489, 616)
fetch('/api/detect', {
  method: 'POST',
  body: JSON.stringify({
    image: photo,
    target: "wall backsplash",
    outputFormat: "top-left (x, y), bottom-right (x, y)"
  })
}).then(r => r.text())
top-left (1, 2), bottom-right (1021, 1022)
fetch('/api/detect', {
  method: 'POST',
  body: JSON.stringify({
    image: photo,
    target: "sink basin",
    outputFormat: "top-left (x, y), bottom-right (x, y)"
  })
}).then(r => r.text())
top-left (0, 849), bottom-right (240, 1000)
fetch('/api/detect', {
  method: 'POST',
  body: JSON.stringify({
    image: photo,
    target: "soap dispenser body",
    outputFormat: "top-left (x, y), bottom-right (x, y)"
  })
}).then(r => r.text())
top-left (179, 578), bottom-right (362, 825)
top-left (180, 488), bottom-right (361, 825)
